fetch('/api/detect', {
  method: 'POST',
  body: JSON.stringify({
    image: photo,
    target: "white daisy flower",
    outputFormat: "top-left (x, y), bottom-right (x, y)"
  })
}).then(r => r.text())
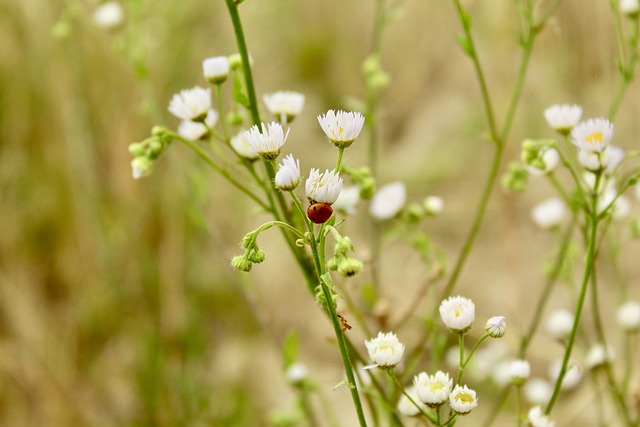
top-left (332, 185), bottom-right (360, 215)
top-left (369, 182), bottom-right (406, 220)
top-left (243, 122), bottom-right (289, 160)
top-left (131, 157), bottom-right (153, 180)
top-left (396, 386), bottom-right (427, 417)
top-left (544, 308), bottom-right (574, 339)
top-left (275, 154), bottom-right (301, 191)
top-left (449, 385), bottom-right (478, 415)
top-left (424, 195), bottom-right (444, 216)
top-left (203, 56), bottom-right (230, 84)
top-left (230, 130), bottom-right (260, 160)
top-left (528, 148), bottom-right (560, 176)
top-left (305, 168), bottom-right (342, 204)
top-left (620, 0), bottom-right (640, 16)
top-left (548, 360), bottom-right (582, 391)
top-left (524, 378), bottom-right (553, 405)
top-left (413, 371), bottom-right (452, 408)
top-left (285, 363), bottom-right (308, 384)
top-left (617, 300), bottom-right (640, 332)
top-left (177, 109), bottom-right (219, 140)
top-left (317, 110), bottom-right (365, 148)
top-left (544, 104), bottom-right (582, 134)
top-left (365, 331), bottom-right (405, 369)
top-left (528, 406), bottom-right (555, 427)
top-left (507, 359), bottom-right (531, 385)
top-left (531, 198), bottom-right (566, 230)
top-left (585, 344), bottom-right (614, 370)
top-left (93, 1), bottom-right (124, 29)
top-left (168, 86), bottom-right (212, 122)
top-left (263, 91), bottom-right (305, 123)
top-left (571, 118), bottom-right (614, 153)
top-left (439, 296), bottom-right (475, 333)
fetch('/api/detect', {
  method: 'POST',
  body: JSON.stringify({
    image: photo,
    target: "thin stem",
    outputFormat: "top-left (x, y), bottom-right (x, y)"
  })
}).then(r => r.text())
top-left (335, 147), bottom-right (346, 173)
top-left (545, 172), bottom-right (602, 415)
top-left (515, 385), bottom-right (523, 427)
top-left (291, 194), bottom-right (369, 427)
top-left (457, 333), bottom-right (465, 384)
top-left (224, 0), bottom-right (261, 126)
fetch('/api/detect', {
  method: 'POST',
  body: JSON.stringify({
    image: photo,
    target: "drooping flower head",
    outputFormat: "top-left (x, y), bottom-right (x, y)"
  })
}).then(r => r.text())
top-left (93, 1), bottom-right (124, 28)
top-left (275, 154), bottom-right (301, 191)
top-left (620, 0), bottom-right (640, 16)
top-left (507, 359), bottom-right (531, 385)
top-left (439, 296), bottom-right (475, 333)
top-left (396, 386), bottom-right (427, 417)
top-left (585, 344), bottom-right (614, 370)
top-left (369, 182), bottom-right (406, 220)
top-left (332, 185), bottom-right (361, 215)
top-left (202, 56), bottom-right (230, 84)
top-left (571, 118), bottom-right (614, 153)
top-left (177, 109), bottom-right (219, 141)
top-left (168, 86), bottom-right (212, 122)
top-left (531, 198), bottom-right (566, 230)
top-left (263, 91), bottom-right (305, 123)
top-left (305, 168), bottom-right (343, 204)
top-left (528, 406), bottom-right (555, 427)
top-left (617, 300), bottom-right (640, 332)
top-left (449, 385), bottom-right (478, 415)
top-left (317, 110), bottom-right (365, 148)
top-left (365, 331), bottom-right (405, 369)
top-left (243, 122), bottom-right (289, 160)
top-left (544, 308), bottom-right (574, 339)
top-left (230, 130), bottom-right (260, 160)
top-left (544, 104), bottom-right (582, 135)
top-left (413, 371), bottom-right (452, 408)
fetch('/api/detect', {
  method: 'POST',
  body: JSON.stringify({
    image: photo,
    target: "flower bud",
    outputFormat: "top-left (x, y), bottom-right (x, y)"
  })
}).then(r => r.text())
top-left (337, 258), bottom-right (363, 277)
top-left (131, 157), bottom-right (153, 180)
top-left (485, 316), bottom-right (507, 338)
top-left (231, 255), bottom-right (252, 272)
top-left (248, 249), bottom-right (266, 264)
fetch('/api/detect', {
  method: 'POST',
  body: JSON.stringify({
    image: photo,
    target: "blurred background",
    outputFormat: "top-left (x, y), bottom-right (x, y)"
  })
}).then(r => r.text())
top-left (2, 0), bottom-right (640, 425)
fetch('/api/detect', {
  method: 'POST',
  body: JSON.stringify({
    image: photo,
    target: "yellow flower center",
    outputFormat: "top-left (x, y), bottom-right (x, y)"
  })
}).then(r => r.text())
top-left (586, 132), bottom-right (603, 146)
top-left (455, 309), bottom-right (461, 318)
top-left (429, 382), bottom-right (445, 392)
top-left (455, 392), bottom-right (474, 404)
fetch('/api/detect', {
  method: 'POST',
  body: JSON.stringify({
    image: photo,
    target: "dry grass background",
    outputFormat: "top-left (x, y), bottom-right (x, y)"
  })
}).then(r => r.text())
top-left (2, 0), bottom-right (640, 425)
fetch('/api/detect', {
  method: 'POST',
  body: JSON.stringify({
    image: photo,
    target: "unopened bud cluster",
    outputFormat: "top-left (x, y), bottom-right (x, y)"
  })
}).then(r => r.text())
top-left (326, 235), bottom-right (363, 278)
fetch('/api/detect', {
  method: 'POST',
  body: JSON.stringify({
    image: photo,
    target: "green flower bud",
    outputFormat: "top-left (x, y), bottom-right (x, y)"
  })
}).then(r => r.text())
top-left (226, 110), bottom-right (244, 126)
top-left (334, 236), bottom-right (353, 256)
top-left (359, 177), bottom-right (376, 199)
top-left (131, 157), bottom-right (154, 180)
top-left (231, 255), bottom-right (252, 272)
top-left (248, 249), bottom-right (266, 264)
top-left (128, 142), bottom-right (146, 157)
top-left (314, 285), bottom-right (338, 310)
top-left (501, 162), bottom-right (529, 192)
top-left (404, 202), bottom-right (424, 222)
top-left (146, 138), bottom-right (164, 159)
top-left (327, 257), bottom-right (339, 271)
top-left (337, 258), bottom-right (363, 278)
top-left (631, 217), bottom-right (640, 239)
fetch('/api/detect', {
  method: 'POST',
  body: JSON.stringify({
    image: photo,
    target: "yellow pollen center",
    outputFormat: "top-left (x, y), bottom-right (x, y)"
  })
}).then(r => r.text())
top-left (455, 309), bottom-right (461, 318)
top-left (429, 383), bottom-right (444, 392)
top-left (586, 132), bottom-right (603, 146)
top-left (455, 392), bottom-right (474, 404)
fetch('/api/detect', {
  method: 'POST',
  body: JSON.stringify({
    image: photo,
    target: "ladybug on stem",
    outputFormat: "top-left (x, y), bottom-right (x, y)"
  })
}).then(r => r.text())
top-left (307, 200), bottom-right (333, 224)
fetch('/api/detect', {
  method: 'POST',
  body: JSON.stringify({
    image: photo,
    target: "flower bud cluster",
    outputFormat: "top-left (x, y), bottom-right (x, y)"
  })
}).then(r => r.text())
top-left (128, 131), bottom-right (172, 179)
top-left (326, 235), bottom-right (363, 278)
top-left (520, 139), bottom-right (559, 176)
top-left (230, 232), bottom-right (266, 273)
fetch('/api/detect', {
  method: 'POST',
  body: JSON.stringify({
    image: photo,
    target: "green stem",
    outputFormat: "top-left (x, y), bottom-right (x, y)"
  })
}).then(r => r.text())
top-left (224, 0), bottom-right (261, 126)
top-left (457, 333), bottom-right (465, 384)
top-left (515, 385), bottom-right (523, 427)
top-left (335, 147), bottom-right (345, 173)
top-left (545, 172), bottom-right (602, 415)
top-left (291, 195), bottom-right (368, 427)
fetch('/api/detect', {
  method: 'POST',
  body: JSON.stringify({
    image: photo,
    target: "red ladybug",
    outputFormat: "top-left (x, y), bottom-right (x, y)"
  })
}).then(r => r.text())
top-left (307, 202), bottom-right (333, 224)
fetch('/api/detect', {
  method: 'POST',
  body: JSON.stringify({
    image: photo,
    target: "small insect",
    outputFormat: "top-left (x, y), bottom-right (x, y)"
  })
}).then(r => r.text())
top-left (307, 202), bottom-right (333, 224)
top-left (338, 314), bottom-right (352, 332)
